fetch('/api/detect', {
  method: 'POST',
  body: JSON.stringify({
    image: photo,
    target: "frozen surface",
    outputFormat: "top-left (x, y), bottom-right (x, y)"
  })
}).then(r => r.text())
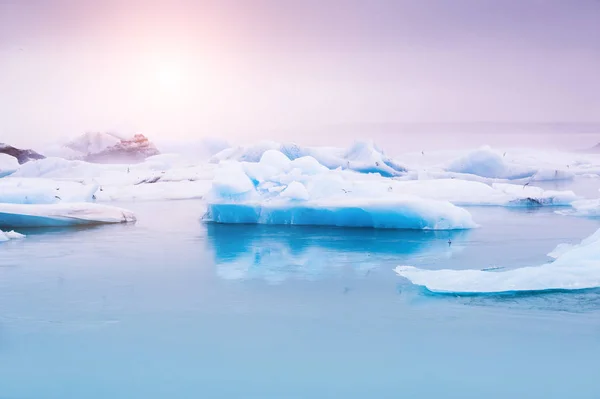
top-left (396, 228), bottom-right (600, 294)
top-left (0, 203), bottom-right (136, 228)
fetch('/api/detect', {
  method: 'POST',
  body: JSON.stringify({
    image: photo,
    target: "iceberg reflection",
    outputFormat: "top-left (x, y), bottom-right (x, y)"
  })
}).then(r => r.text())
top-left (206, 224), bottom-right (469, 283)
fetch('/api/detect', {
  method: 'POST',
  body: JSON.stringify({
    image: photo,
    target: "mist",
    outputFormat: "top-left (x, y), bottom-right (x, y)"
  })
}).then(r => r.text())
top-left (1, 0), bottom-right (599, 150)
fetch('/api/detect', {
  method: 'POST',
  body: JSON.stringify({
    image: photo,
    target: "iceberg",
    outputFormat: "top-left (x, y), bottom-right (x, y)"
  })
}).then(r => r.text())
top-left (395, 228), bottom-right (600, 294)
top-left (0, 153), bottom-right (20, 177)
top-left (211, 140), bottom-right (407, 177)
top-left (0, 229), bottom-right (26, 242)
top-left (0, 177), bottom-right (99, 204)
top-left (203, 157), bottom-right (476, 230)
top-left (0, 203), bottom-right (136, 228)
top-left (445, 146), bottom-right (536, 180)
top-left (9, 157), bottom-right (215, 203)
top-left (204, 197), bottom-right (477, 230)
top-left (556, 199), bottom-right (600, 218)
top-left (402, 146), bottom-right (587, 182)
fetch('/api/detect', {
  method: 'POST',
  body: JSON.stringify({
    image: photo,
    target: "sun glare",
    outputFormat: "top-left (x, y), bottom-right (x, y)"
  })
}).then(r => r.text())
top-left (154, 60), bottom-right (184, 91)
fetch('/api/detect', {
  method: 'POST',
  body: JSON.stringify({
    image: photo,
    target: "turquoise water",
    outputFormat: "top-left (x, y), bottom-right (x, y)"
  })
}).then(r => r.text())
top-left (1, 200), bottom-right (600, 398)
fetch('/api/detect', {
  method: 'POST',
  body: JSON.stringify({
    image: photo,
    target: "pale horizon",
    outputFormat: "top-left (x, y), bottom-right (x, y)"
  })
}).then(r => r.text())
top-left (2, 0), bottom-right (600, 148)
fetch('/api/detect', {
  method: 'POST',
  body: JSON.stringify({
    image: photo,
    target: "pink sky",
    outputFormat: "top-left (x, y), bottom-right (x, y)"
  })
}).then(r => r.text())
top-left (1, 0), bottom-right (599, 148)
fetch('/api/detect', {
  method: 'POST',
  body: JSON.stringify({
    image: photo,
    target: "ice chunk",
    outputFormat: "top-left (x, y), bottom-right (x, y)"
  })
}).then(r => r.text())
top-left (556, 199), bottom-right (600, 218)
top-left (0, 153), bottom-right (20, 177)
top-left (0, 229), bottom-right (26, 242)
top-left (209, 162), bottom-right (258, 202)
top-left (280, 181), bottom-right (309, 201)
top-left (446, 146), bottom-right (536, 179)
top-left (10, 156), bottom-right (217, 203)
top-left (491, 183), bottom-right (577, 206)
top-left (0, 203), bottom-right (136, 228)
top-left (205, 197), bottom-right (476, 230)
top-left (289, 156), bottom-right (329, 175)
top-left (211, 140), bottom-right (407, 177)
top-left (259, 150), bottom-right (292, 171)
top-left (0, 177), bottom-right (99, 204)
top-left (395, 228), bottom-right (600, 293)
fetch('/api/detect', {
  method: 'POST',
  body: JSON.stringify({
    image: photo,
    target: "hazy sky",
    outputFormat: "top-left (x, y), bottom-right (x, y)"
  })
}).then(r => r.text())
top-left (1, 0), bottom-right (599, 147)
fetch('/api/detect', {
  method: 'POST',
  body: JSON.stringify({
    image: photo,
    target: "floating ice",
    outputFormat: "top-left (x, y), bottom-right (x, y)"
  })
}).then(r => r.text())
top-left (0, 177), bottom-right (99, 204)
top-left (556, 199), bottom-right (600, 218)
top-left (0, 229), bottom-right (26, 242)
top-left (9, 157), bottom-right (215, 202)
top-left (446, 146), bottom-right (536, 179)
top-left (402, 146), bottom-right (586, 182)
top-left (0, 203), bottom-right (136, 228)
top-left (211, 140), bottom-right (407, 177)
top-left (204, 157), bottom-right (476, 230)
top-left (205, 197), bottom-right (476, 230)
top-left (395, 228), bottom-right (600, 293)
top-left (0, 153), bottom-right (20, 177)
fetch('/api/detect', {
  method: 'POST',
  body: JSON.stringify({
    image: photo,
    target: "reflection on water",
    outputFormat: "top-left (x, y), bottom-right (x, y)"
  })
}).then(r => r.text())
top-left (206, 224), bottom-right (469, 283)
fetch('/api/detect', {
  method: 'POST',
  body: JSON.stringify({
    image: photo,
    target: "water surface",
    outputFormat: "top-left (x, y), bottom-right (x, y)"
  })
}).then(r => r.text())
top-left (1, 200), bottom-right (600, 398)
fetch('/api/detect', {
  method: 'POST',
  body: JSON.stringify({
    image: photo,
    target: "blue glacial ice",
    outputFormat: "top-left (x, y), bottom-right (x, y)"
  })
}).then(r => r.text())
top-left (0, 203), bottom-right (136, 228)
top-left (203, 150), bottom-right (578, 232)
top-left (395, 228), bottom-right (600, 293)
top-left (203, 154), bottom-right (476, 230)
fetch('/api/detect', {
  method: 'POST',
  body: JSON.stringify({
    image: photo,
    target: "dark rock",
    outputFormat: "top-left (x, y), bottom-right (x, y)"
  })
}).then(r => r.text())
top-left (0, 143), bottom-right (45, 164)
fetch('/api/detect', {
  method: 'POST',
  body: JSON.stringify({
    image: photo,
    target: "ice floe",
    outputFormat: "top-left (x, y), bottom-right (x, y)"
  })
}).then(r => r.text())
top-left (395, 228), bottom-right (600, 293)
top-left (211, 140), bottom-right (407, 177)
top-left (0, 203), bottom-right (136, 228)
top-left (0, 229), bottom-right (26, 242)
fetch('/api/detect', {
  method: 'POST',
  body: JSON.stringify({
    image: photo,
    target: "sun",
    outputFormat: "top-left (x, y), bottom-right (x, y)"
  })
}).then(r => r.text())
top-left (154, 60), bottom-right (184, 91)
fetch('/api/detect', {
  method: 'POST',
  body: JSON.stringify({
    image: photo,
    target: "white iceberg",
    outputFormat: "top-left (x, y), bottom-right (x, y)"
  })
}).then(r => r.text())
top-left (8, 156), bottom-right (215, 203)
top-left (402, 146), bottom-right (590, 182)
top-left (211, 140), bottom-right (407, 177)
top-left (0, 153), bottom-right (20, 177)
top-left (0, 203), bottom-right (136, 228)
top-left (556, 199), bottom-right (600, 218)
top-left (0, 229), bottom-right (26, 242)
top-left (0, 177), bottom-right (99, 204)
top-left (395, 228), bottom-right (600, 294)
top-left (445, 146), bottom-right (536, 180)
